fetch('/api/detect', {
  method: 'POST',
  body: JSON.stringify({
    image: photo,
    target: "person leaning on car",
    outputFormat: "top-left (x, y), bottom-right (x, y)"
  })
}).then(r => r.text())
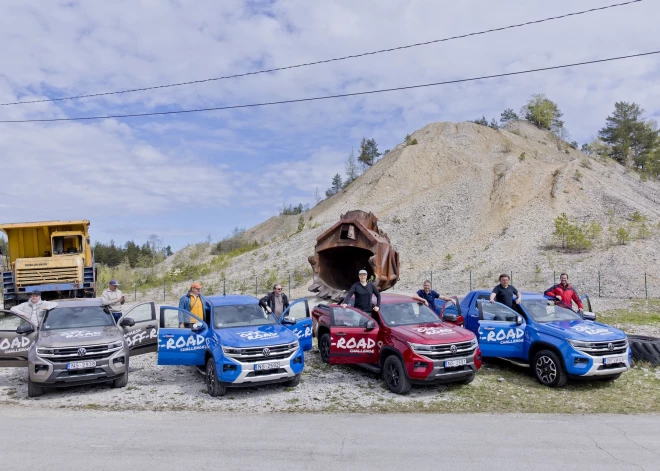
top-left (341, 269), bottom-right (381, 314)
top-left (259, 284), bottom-right (289, 317)
top-left (179, 283), bottom-right (206, 328)
top-left (101, 279), bottom-right (125, 322)
top-left (490, 274), bottom-right (521, 309)
top-left (10, 291), bottom-right (57, 325)
top-left (412, 279), bottom-right (455, 308)
top-left (544, 273), bottom-right (583, 313)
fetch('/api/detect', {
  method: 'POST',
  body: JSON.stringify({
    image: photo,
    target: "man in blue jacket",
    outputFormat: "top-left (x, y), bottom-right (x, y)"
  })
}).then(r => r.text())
top-left (178, 282), bottom-right (207, 327)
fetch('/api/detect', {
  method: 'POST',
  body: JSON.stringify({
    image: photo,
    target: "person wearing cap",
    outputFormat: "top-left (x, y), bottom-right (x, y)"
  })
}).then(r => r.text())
top-left (102, 280), bottom-right (125, 322)
top-left (179, 283), bottom-right (207, 328)
top-left (10, 291), bottom-right (58, 325)
top-left (259, 284), bottom-right (290, 317)
top-left (341, 269), bottom-right (381, 315)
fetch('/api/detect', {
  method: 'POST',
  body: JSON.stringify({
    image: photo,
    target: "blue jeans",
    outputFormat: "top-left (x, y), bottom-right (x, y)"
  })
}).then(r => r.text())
top-left (112, 312), bottom-right (123, 323)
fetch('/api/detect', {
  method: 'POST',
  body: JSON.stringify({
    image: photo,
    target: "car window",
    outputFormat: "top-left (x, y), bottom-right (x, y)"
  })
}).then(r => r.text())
top-left (213, 304), bottom-right (276, 328)
top-left (331, 307), bottom-right (369, 327)
top-left (0, 312), bottom-right (31, 331)
top-left (479, 302), bottom-right (517, 322)
top-left (523, 299), bottom-right (581, 323)
top-left (379, 302), bottom-right (440, 326)
top-left (42, 307), bottom-right (114, 330)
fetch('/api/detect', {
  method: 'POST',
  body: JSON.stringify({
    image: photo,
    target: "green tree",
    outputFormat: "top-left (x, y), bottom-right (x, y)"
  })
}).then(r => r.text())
top-left (599, 102), bottom-right (658, 168)
top-left (331, 173), bottom-right (343, 193)
top-left (344, 148), bottom-right (359, 185)
top-left (553, 213), bottom-right (570, 248)
top-left (521, 94), bottom-right (564, 133)
top-left (500, 108), bottom-right (519, 124)
top-left (358, 137), bottom-right (381, 168)
top-left (616, 226), bottom-right (630, 245)
top-left (0, 235), bottom-right (7, 261)
top-left (473, 117), bottom-right (489, 126)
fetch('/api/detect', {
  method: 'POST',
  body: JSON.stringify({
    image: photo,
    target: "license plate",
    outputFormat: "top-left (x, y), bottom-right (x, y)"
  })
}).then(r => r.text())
top-left (254, 362), bottom-right (280, 371)
top-left (444, 359), bottom-right (466, 368)
top-left (67, 360), bottom-right (96, 370)
top-left (603, 356), bottom-right (624, 365)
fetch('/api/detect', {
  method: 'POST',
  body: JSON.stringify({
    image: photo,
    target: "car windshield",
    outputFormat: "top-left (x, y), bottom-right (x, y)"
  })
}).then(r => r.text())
top-left (522, 299), bottom-right (582, 323)
top-left (41, 306), bottom-right (115, 330)
top-left (213, 304), bottom-right (277, 328)
top-left (379, 302), bottom-right (441, 326)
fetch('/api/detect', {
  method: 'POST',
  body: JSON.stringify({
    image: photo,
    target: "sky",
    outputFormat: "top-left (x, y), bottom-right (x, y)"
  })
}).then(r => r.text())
top-left (0, 0), bottom-right (658, 250)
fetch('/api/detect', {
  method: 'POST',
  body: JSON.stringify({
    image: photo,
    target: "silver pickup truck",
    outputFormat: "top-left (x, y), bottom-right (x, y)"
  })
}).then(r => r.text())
top-left (0, 299), bottom-right (157, 397)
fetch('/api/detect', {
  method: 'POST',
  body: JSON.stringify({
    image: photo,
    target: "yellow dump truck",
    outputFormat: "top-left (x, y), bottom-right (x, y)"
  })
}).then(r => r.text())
top-left (0, 220), bottom-right (96, 307)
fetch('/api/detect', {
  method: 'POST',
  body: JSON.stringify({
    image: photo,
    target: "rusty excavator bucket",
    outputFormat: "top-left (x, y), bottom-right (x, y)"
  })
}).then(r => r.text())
top-left (308, 210), bottom-right (400, 301)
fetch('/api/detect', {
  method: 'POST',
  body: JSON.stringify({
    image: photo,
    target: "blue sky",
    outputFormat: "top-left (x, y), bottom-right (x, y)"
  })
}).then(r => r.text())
top-left (0, 0), bottom-right (658, 250)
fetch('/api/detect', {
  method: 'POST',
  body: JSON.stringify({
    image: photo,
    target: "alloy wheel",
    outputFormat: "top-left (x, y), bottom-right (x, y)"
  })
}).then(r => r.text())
top-left (536, 355), bottom-right (557, 384)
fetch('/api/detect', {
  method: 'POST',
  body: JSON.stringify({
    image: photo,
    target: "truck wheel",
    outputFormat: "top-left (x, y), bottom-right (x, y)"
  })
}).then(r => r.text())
top-left (284, 374), bottom-right (301, 388)
top-left (27, 377), bottom-right (45, 398)
top-left (112, 368), bottom-right (129, 389)
top-left (533, 350), bottom-right (568, 388)
top-left (319, 333), bottom-right (331, 364)
top-left (382, 355), bottom-right (412, 394)
top-left (206, 358), bottom-right (227, 397)
top-left (628, 335), bottom-right (660, 365)
top-left (601, 373), bottom-right (622, 382)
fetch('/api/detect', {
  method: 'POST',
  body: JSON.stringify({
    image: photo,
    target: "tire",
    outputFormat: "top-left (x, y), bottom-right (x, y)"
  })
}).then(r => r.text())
top-left (628, 335), bottom-right (660, 365)
top-left (319, 333), bottom-right (331, 364)
top-left (112, 368), bottom-right (129, 389)
top-left (533, 350), bottom-right (568, 388)
top-left (458, 374), bottom-right (475, 385)
top-left (284, 374), bottom-right (301, 388)
top-left (206, 357), bottom-right (227, 397)
top-left (27, 377), bottom-right (45, 398)
top-left (382, 355), bottom-right (412, 395)
top-left (601, 373), bottom-right (622, 382)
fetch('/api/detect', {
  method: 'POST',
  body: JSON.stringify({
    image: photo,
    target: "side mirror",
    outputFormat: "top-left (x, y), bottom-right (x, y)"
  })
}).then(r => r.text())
top-left (120, 317), bottom-right (135, 327)
top-left (516, 315), bottom-right (523, 326)
top-left (191, 322), bottom-right (206, 333)
top-left (281, 316), bottom-right (296, 325)
top-left (16, 323), bottom-right (34, 335)
top-left (582, 311), bottom-right (596, 321)
top-left (443, 313), bottom-right (458, 322)
top-left (365, 320), bottom-right (377, 331)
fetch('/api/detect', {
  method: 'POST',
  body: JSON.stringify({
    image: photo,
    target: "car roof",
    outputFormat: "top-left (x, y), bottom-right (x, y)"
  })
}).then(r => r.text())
top-left (206, 295), bottom-right (259, 307)
top-left (50, 298), bottom-right (104, 308)
top-left (380, 293), bottom-right (417, 304)
top-left (468, 290), bottom-right (545, 298)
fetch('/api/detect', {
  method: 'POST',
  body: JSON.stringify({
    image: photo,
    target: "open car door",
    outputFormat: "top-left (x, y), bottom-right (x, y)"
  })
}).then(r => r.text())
top-left (436, 296), bottom-right (464, 327)
top-left (477, 301), bottom-right (526, 359)
top-left (328, 305), bottom-right (379, 365)
top-left (157, 306), bottom-right (208, 366)
top-left (0, 311), bottom-right (38, 367)
top-left (279, 299), bottom-right (313, 351)
top-left (118, 302), bottom-right (158, 355)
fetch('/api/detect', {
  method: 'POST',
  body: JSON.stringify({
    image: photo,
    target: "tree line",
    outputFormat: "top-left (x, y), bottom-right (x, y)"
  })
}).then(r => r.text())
top-left (94, 235), bottom-right (172, 268)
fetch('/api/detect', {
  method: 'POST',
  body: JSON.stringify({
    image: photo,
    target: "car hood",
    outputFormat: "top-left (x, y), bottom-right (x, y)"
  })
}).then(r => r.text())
top-left (537, 319), bottom-right (627, 341)
top-left (391, 322), bottom-right (475, 344)
top-left (38, 325), bottom-right (121, 348)
top-left (216, 324), bottom-right (297, 347)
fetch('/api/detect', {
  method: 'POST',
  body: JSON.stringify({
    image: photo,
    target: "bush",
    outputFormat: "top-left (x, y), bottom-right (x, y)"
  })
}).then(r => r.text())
top-left (637, 223), bottom-right (652, 239)
top-left (616, 227), bottom-right (631, 245)
top-left (405, 134), bottom-right (419, 146)
top-left (630, 210), bottom-right (647, 222)
top-left (503, 138), bottom-right (513, 153)
top-left (297, 215), bottom-right (305, 232)
top-left (519, 152), bottom-right (526, 162)
top-left (553, 213), bottom-right (593, 251)
top-left (574, 169), bottom-right (583, 182)
top-left (580, 159), bottom-right (592, 169)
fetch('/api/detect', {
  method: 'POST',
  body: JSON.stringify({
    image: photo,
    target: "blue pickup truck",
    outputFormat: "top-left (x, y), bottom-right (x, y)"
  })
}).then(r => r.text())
top-left (459, 290), bottom-right (630, 387)
top-left (157, 295), bottom-right (313, 396)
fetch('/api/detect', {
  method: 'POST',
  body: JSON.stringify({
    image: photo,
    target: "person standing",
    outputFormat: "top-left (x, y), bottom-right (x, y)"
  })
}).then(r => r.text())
top-left (341, 269), bottom-right (381, 314)
top-left (179, 283), bottom-right (206, 328)
top-left (259, 284), bottom-right (290, 317)
top-left (10, 291), bottom-right (57, 325)
top-left (489, 274), bottom-right (521, 309)
top-left (101, 280), bottom-right (125, 323)
top-left (412, 280), bottom-right (455, 309)
top-left (544, 273), bottom-right (583, 313)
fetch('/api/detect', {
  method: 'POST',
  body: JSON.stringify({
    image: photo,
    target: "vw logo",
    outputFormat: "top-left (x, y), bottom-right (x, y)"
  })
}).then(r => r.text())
top-left (262, 348), bottom-right (271, 357)
top-left (607, 343), bottom-right (614, 351)
top-left (77, 348), bottom-right (87, 357)
top-left (450, 345), bottom-right (457, 354)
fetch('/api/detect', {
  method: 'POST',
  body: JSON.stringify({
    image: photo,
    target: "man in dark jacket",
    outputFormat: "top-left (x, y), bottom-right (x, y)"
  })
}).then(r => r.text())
top-left (341, 269), bottom-right (381, 314)
top-left (259, 284), bottom-right (289, 317)
top-left (490, 274), bottom-right (521, 309)
top-left (544, 273), bottom-right (583, 313)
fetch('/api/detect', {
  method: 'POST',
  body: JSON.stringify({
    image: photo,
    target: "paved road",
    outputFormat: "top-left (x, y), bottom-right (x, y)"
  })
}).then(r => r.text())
top-left (1, 408), bottom-right (659, 470)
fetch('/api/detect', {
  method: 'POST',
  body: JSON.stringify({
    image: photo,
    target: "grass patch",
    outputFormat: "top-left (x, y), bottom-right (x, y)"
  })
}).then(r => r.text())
top-left (598, 299), bottom-right (660, 326)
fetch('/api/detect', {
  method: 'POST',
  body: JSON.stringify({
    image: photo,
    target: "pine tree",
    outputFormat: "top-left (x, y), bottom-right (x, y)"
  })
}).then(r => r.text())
top-left (358, 137), bottom-right (381, 168)
top-left (331, 173), bottom-right (343, 193)
top-left (500, 108), bottom-right (519, 124)
top-left (599, 102), bottom-right (658, 167)
top-left (344, 148), bottom-right (359, 184)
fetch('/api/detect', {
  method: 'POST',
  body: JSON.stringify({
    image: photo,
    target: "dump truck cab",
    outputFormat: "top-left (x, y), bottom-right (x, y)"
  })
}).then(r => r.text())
top-left (1, 220), bottom-right (96, 308)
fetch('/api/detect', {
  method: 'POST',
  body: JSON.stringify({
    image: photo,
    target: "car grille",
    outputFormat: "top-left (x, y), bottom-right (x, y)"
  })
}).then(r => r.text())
top-left (572, 339), bottom-right (628, 356)
top-left (224, 343), bottom-right (298, 363)
top-left (16, 266), bottom-right (80, 286)
top-left (38, 343), bottom-right (121, 361)
top-left (414, 341), bottom-right (476, 360)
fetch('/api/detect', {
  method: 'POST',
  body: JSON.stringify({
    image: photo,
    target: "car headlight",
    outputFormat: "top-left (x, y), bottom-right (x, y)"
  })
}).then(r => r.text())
top-left (108, 341), bottom-right (123, 349)
top-left (222, 346), bottom-right (242, 355)
top-left (408, 342), bottom-right (433, 352)
top-left (36, 347), bottom-right (54, 356)
top-left (567, 339), bottom-right (591, 349)
top-left (289, 341), bottom-right (300, 350)
top-left (470, 338), bottom-right (478, 347)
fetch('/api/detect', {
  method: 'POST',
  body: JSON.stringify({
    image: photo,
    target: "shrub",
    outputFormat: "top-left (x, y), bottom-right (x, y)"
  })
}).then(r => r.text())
top-left (519, 152), bottom-right (526, 162)
top-left (503, 138), bottom-right (513, 153)
top-left (297, 215), bottom-right (305, 232)
top-left (580, 159), bottom-right (592, 169)
top-left (616, 227), bottom-right (630, 245)
top-left (392, 216), bottom-right (401, 224)
top-left (630, 210), bottom-right (647, 222)
top-left (574, 169), bottom-right (583, 182)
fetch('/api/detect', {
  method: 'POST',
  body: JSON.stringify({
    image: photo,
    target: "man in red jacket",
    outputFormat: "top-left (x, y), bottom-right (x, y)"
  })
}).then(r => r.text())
top-left (544, 273), bottom-right (583, 313)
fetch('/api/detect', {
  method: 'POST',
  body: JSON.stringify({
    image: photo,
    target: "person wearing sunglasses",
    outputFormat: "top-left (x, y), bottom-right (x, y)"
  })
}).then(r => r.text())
top-left (259, 284), bottom-right (290, 317)
top-left (178, 282), bottom-right (206, 327)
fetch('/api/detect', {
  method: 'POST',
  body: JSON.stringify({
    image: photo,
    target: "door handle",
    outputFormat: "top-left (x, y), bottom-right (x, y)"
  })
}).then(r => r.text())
top-left (145, 325), bottom-right (155, 330)
top-left (335, 332), bottom-right (346, 336)
top-left (482, 327), bottom-right (495, 331)
top-left (469, 314), bottom-right (478, 318)
top-left (162, 334), bottom-right (174, 338)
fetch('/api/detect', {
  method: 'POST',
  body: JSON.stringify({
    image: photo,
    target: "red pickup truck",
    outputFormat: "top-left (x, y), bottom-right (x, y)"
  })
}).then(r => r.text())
top-left (311, 294), bottom-right (481, 394)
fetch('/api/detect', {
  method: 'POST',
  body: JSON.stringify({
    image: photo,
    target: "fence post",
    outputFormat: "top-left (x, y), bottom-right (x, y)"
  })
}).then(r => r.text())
top-left (510, 271), bottom-right (513, 284)
top-left (598, 271), bottom-right (601, 298)
top-left (469, 271), bottom-right (472, 291)
top-left (134, 285), bottom-right (137, 301)
top-left (223, 279), bottom-right (226, 296)
top-left (255, 277), bottom-right (258, 297)
top-left (163, 281), bottom-right (166, 301)
top-left (430, 271), bottom-right (433, 290)
top-left (553, 271), bottom-right (556, 284)
top-left (645, 272), bottom-right (648, 299)
top-left (288, 273), bottom-right (291, 299)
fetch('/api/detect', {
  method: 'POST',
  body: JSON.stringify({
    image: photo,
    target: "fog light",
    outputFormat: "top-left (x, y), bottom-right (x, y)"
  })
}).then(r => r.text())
top-left (34, 364), bottom-right (48, 373)
top-left (113, 356), bottom-right (125, 365)
top-left (293, 356), bottom-right (303, 364)
top-left (574, 358), bottom-right (588, 366)
top-left (413, 361), bottom-right (428, 371)
top-left (223, 364), bottom-right (237, 372)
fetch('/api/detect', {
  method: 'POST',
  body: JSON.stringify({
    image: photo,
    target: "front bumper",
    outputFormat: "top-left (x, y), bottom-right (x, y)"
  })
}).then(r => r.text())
top-left (565, 347), bottom-right (631, 378)
top-left (28, 348), bottom-right (128, 387)
top-left (408, 353), bottom-right (479, 384)
top-left (218, 348), bottom-right (304, 386)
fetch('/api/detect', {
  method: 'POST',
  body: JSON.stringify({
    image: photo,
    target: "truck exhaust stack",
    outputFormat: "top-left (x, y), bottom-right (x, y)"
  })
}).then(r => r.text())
top-left (308, 210), bottom-right (400, 301)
